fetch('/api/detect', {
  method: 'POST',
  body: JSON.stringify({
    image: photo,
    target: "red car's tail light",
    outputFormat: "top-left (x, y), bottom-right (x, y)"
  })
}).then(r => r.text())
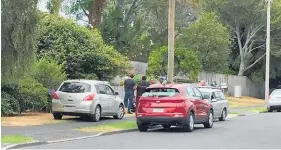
top-left (83, 94), bottom-right (95, 101)
top-left (52, 92), bottom-right (59, 99)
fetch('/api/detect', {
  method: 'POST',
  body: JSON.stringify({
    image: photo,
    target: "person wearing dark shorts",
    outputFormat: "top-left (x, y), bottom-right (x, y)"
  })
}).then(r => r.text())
top-left (124, 74), bottom-right (135, 114)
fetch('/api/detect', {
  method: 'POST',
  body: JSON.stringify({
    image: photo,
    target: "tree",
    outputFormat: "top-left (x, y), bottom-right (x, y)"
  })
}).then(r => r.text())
top-left (36, 14), bottom-right (131, 80)
top-left (1, 0), bottom-right (38, 84)
top-left (179, 12), bottom-right (231, 73)
top-left (46, 0), bottom-right (64, 15)
top-left (204, 0), bottom-right (268, 76)
top-left (66, 0), bottom-right (107, 28)
top-left (147, 46), bottom-right (201, 81)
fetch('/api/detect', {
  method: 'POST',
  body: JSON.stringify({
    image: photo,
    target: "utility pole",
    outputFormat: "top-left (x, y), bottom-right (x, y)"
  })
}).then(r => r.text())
top-left (167, 0), bottom-right (175, 83)
top-left (265, 0), bottom-right (273, 102)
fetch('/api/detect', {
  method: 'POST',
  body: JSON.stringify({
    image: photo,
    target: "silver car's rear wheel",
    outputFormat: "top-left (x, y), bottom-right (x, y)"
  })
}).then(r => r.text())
top-left (219, 108), bottom-right (227, 121)
top-left (89, 106), bottom-right (101, 122)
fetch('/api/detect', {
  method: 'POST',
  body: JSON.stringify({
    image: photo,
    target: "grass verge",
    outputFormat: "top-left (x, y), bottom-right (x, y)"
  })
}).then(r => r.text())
top-left (1, 112), bottom-right (73, 126)
top-left (227, 96), bottom-right (265, 108)
top-left (76, 121), bottom-right (137, 133)
top-left (1, 135), bottom-right (35, 144)
top-left (249, 107), bottom-right (267, 113)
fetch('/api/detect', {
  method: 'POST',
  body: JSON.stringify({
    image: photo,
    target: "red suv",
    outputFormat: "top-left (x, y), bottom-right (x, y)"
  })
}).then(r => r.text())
top-left (136, 84), bottom-right (214, 132)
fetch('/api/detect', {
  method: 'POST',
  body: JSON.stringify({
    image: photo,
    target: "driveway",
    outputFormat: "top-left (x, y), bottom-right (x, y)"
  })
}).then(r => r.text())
top-left (23, 112), bottom-right (281, 149)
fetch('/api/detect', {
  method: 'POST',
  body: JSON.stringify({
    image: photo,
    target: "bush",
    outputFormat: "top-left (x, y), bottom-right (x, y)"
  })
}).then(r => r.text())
top-left (32, 58), bottom-right (67, 89)
top-left (1, 84), bottom-right (23, 114)
top-left (1, 91), bottom-right (20, 116)
top-left (36, 14), bottom-right (132, 80)
top-left (18, 77), bottom-right (49, 112)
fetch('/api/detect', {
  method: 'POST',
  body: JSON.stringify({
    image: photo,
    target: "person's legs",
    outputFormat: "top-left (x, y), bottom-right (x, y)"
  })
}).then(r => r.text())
top-left (124, 93), bottom-right (129, 108)
top-left (127, 92), bottom-right (134, 113)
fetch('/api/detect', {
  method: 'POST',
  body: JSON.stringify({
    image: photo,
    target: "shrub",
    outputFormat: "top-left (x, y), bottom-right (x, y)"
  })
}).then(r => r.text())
top-left (1, 91), bottom-right (20, 116)
top-left (32, 58), bottom-right (67, 89)
top-left (36, 14), bottom-right (132, 80)
top-left (18, 77), bottom-right (49, 112)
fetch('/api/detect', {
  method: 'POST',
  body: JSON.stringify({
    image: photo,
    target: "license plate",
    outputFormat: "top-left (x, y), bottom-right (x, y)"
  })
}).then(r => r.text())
top-left (153, 108), bottom-right (164, 113)
top-left (64, 106), bottom-right (75, 112)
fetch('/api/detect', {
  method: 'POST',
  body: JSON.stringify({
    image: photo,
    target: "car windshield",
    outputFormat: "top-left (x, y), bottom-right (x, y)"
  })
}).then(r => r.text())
top-left (142, 88), bottom-right (180, 97)
top-left (59, 82), bottom-right (91, 93)
top-left (198, 89), bottom-right (211, 99)
top-left (271, 90), bottom-right (281, 97)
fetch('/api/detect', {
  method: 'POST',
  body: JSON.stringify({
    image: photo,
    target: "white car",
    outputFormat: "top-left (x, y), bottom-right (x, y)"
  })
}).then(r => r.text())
top-left (198, 88), bottom-right (229, 121)
top-left (52, 80), bottom-right (125, 122)
top-left (267, 89), bottom-right (281, 112)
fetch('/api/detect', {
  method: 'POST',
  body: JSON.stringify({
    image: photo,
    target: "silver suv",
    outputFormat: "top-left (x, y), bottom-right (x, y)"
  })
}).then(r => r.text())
top-left (52, 80), bottom-right (125, 122)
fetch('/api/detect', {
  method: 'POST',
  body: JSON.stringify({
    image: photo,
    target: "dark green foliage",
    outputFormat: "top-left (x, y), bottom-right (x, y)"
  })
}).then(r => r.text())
top-left (32, 58), bottom-right (67, 89)
top-left (1, 79), bottom-right (49, 116)
top-left (1, 0), bottom-right (38, 84)
top-left (36, 14), bottom-right (131, 80)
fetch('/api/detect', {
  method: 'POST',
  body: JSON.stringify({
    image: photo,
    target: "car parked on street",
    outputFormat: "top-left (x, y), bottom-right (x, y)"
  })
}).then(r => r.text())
top-left (198, 87), bottom-right (229, 121)
top-left (136, 84), bottom-right (214, 132)
top-left (52, 80), bottom-right (125, 122)
top-left (267, 89), bottom-right (281, 112)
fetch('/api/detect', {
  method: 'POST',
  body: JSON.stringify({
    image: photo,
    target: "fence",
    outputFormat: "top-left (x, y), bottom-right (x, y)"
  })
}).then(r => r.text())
top-left (112, 61), bottom-right (266, 99)
top-left (198, 71), bottom-right (265, 98)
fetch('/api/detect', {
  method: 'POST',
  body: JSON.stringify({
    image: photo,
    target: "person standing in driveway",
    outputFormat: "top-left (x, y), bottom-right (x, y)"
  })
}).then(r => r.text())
top-left (136, 76), bottom-right (150, 109)
top-left (124, 73), bottom-right (135, 114)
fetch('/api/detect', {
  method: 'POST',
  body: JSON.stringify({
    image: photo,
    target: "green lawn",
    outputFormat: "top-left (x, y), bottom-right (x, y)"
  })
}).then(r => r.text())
top-left (2, 135), bottom-right (35, 144)
top-left (249, 107), bottom-right (267, 113)
top-left (77, 121), bottom-right (137, 133)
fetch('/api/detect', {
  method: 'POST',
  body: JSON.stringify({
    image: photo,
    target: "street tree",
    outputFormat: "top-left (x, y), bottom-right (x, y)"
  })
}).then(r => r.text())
top-left (147, 46), bottom-right (201, 81)
top-left (178, 12), bottom-right (231, 73)
top-left (204, 0), bottom-right (268, 76)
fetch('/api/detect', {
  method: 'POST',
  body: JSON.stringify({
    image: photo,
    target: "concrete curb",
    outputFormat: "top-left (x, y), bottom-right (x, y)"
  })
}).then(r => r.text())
top-left (2, 141), bottom-right (47, 150)
top-left (99, 129), bottom-right (138, 136)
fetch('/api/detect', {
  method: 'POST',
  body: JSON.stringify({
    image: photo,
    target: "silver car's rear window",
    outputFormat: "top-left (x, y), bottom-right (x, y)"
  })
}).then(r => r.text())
top-left (58, 82), bottom-right (91, 93)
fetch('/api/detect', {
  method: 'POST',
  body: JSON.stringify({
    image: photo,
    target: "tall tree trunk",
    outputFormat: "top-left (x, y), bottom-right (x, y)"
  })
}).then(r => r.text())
top-left (49, 0), bottom-right (63, 15)
top-left (89, 0), bottom-right (107, 28)
top-left (238, 60), bottom-right (245, 76)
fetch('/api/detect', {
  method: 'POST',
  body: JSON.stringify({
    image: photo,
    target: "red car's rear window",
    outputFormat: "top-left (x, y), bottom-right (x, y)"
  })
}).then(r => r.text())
top-left (142, 88), bottom-right (180, 97)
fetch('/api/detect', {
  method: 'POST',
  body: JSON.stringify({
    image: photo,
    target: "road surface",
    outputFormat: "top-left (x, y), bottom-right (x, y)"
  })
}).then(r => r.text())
top-left (24, 113), bottom-right (281, 149)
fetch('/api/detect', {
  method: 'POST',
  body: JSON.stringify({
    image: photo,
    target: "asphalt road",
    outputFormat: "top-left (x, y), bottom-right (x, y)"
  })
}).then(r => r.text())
top-left (24, 112), bottom-right (281, 149)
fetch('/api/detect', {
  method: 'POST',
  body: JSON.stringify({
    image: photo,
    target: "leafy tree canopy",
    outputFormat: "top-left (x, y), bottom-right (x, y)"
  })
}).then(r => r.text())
top-left (36, 14), bottom-right (131, 80)
top-left (1, 0), bottom-right (38, 84)
top-left (147, 46), bottom-right (201, 81)
top-left (179, 12), bottom-right (231, 73)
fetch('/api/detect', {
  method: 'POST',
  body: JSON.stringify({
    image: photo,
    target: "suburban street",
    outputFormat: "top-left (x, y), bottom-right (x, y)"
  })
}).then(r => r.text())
top-left (23, 113), bottom-right (281, 149)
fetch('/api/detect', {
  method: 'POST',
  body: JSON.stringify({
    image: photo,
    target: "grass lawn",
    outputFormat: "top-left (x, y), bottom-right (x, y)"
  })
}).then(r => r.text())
top-left (249, 107), bottom-right (267, 113)
top-left (77, 121), bottom-right (137, 133)
top-left (227, 96), bottom-right (265, 108)
top-left (1, 112), bottom-right (76, 126)
top-left (1, 135), bottom-right (35, 144)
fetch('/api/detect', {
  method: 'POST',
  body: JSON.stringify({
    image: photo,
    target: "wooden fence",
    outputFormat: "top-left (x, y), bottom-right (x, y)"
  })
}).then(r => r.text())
top-left (112, 61), bottom-right (266, 99)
